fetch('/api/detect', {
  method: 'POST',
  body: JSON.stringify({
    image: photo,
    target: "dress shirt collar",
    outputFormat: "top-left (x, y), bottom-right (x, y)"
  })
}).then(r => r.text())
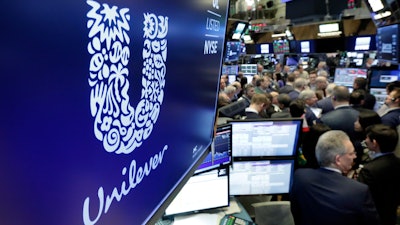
top-left (334, 104), bottom-right (350, 110)
top-left (245, 107), bottom-right (258, 114)
top-left (371, 152), bottom-right (393, 160)
top-left (321, 167), bottom-right (342, 174)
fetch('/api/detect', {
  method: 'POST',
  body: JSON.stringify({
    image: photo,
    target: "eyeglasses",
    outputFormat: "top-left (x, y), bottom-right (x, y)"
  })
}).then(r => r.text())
top-left (341, 151), bottom-right (356, 157)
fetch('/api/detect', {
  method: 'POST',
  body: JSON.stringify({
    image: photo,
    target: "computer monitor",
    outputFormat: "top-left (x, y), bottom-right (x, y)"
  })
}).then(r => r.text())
top-left (370, 87), bottom-right (387, 108)
top-left (195, 124), bottom-right (232, 174)
top-left (240, 64), bottom-right (258, 75)
top-left (286, 56), bottom-right (299, 66)
top-left (256, 43), bottom-right (272, 54)
top-left (228, 118), bottom-right (302, 158)
top-left (224, 41), bottom-right (242, 62)
top-left (229, 159), bottom-right (295, 195)
top-left (369, 68), bottom-right (400, 88)
top-left (273, 39), bottom-right (290, 54)
top-left (333, 68), bottom-right (368, 87)
top-left (297, 40), bottom-right (315, 53)
top-left (376, 23), bottom-right (399, 63)
top-left (355, 36), bottom-right (372, 51)
top-left (164, 167), bottom-right (230, 216)
top-left (345, 35), bottom-right (376, 51)
top-left (222, 65), bottom-right (239, 75)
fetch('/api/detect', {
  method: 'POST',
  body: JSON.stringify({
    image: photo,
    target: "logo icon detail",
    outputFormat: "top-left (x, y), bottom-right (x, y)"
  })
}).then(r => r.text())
top-left (87, 0), bottom-right (168, 154)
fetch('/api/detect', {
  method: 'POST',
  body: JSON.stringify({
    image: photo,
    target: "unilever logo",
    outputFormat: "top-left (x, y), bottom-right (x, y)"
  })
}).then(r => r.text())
top-left (83, 1), bottom-right (169, 224)
top-left (87, 0), bottom-right (168, 154)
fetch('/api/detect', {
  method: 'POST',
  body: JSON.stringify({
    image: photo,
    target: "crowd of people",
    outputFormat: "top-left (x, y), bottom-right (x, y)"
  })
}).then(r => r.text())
top-left (217, 62), bottom-right (400, 225)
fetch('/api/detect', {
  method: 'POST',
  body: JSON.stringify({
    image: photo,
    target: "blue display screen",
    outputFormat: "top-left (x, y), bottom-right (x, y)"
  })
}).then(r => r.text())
top-left (224, 41), bottom-right (243, 62)
top-left (376, 23), bottom-right (399, 63)
top-left (369, 68), bottom-right (400, 88)
top-left (0, 0), bottom-right (229, 224)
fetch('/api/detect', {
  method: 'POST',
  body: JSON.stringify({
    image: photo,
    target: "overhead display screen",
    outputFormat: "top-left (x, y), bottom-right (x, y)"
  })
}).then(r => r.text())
top-left (376, 23), bottom-right (399, 63)
top-left (0, 0), bottom-right (229, 224)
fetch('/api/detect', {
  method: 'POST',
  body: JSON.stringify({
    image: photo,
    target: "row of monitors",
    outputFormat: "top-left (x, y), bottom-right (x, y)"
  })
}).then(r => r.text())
top-left (223, 65), bottom-right (399, 91)
top-left (226, 23), bottom-right (400, 64)
top-left (163, 118), bottom-right (302, 216)
top-left (195, 118), bottom-right (302, 174)
top-left (224, 35), bottom-right (377, 62)
top-left (331, 66), bottom-right (400, 108)
top-left (164, 159), bottom-right (295, 216)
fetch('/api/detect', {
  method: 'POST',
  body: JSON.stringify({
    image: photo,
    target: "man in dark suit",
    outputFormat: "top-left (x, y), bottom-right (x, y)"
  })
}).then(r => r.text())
top-left (353, 77), bottom-right (376, 110)
top-left (290, 130), bottom-right (379, 225)
top-left (271, 93), bottom-right (291, 118)
top-left (244, 93), bottom-right (270, 119)
top-left (298, 89), bottom-right (320, 126)
top-left (358, 124), bottom-right (400, 225)
top-left (315, 83), bottom-right (336, 114)
top-left (279, 73), bottom-right (295, 94)
top-left (319, 86), bottom-right (359, 140)
top-left (288, 77), bottom-right (307, 101)
top-left (381, 88), bottom-right (400, 128)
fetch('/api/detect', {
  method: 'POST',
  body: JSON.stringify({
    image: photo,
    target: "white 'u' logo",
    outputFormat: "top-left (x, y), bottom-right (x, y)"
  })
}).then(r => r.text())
top-left (86, 0), bottom-right (168, 154)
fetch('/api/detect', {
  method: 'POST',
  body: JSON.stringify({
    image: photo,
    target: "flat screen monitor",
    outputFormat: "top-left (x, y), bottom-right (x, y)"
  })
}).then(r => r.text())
top-left (286, 56), bottom-right (299, 66)
top-left (369, 68), bottom-right (400, 88)
top-left (229, 159), bottom-right (295, 195)
top-left (355, 36), bottom-right (372, 51)
top-left (333, 68), bottom-right (368, 87)
top-left (224, 41), bottom-right (242, 62)
top-left (222, 65), bottom-right (239, 75)
top-left (164, 168), bottom-right (229, 216)
top-left (346, 35), bottom-right (376, 51)
top-left (299, 40), bottom-right (315, 53)
top-left (195, 124), bottom-right (232, 174)
top-left (256, 43), bottom-right (272, 54)
top-left (240, 64), bottom-right (258, 75)
top-left (273, 39), bottom-right (290, 54)
top-left (228, 118), bottom-right (302, 158)
top-left (376, 23), bottom-right (399, 63)
top-left (370, 87), bottom-right (387, 108)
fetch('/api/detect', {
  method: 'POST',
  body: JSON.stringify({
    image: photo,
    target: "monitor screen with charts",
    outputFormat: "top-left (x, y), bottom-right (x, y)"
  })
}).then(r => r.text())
top-left (228, 118), bottom-right (302, 157)
top-left (164, 168), bottom-right (229, 216)
top-left (333, 68), bottom-right (367, 87)
top-left (229, 159), bottom-right (295, 195)
top-left (195, 124), bottom-right (232, 174)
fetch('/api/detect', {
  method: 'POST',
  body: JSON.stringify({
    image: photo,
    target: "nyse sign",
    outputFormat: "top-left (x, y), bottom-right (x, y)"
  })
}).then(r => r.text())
top-left (204, 0), bottom-right (221, 55)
